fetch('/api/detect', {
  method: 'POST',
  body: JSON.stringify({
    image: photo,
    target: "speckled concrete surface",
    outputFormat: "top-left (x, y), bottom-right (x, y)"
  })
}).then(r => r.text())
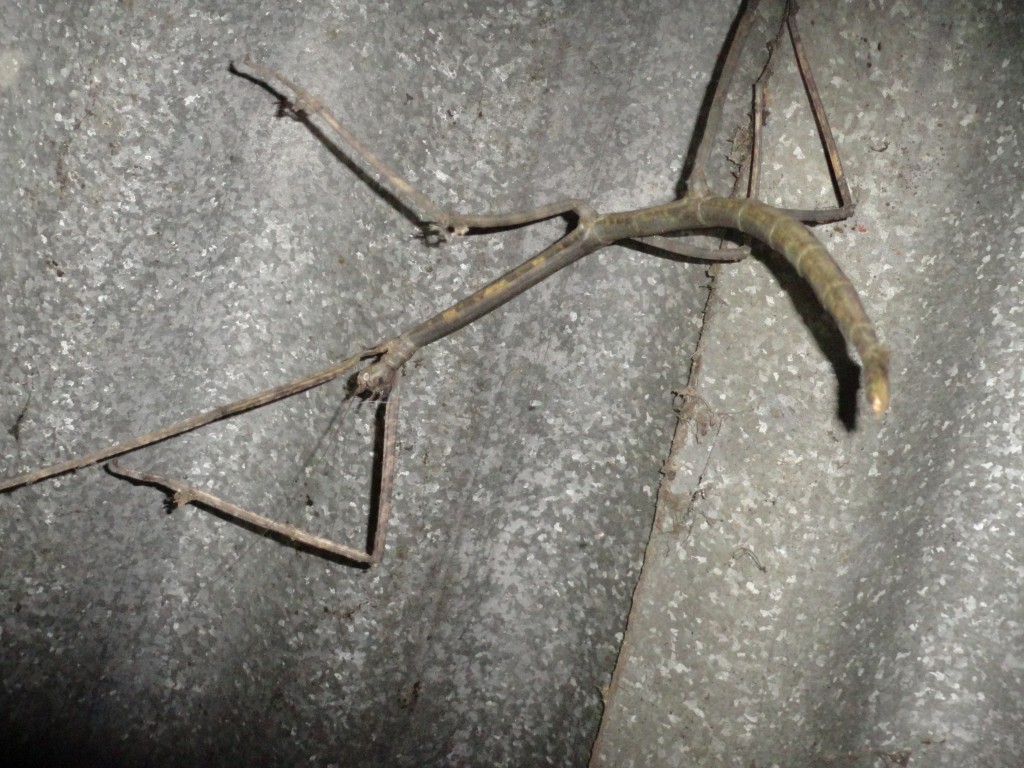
top-left (1, 1), bottom-right (724, 765)
top-left (593, 1), bottom-right (1024, 766)
top-left (3, 1), bottom-right (1022, 766)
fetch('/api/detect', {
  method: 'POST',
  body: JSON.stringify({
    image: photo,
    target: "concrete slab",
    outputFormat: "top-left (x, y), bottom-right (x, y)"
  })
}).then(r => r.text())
top-left (2, 1), bottom-right (1022, 766)
top-left (593, 1), bottom-right (1024, 766)
top-left (1, 0), bottom-right (719, 765)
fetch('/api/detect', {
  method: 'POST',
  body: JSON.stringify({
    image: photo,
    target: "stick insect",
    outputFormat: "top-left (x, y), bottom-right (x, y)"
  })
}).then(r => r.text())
top-left (0, 1), bottom-right (888, 565)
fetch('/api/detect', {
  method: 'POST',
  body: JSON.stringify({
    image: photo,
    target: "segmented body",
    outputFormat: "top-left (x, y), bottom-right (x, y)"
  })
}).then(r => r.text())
top-left (359, 195), bottom-right (889, 414)
top-left (692, 198), bottom-right (889, 414)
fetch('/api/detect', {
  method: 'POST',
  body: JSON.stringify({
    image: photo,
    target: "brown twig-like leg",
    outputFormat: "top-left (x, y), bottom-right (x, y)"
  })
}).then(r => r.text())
top-left (239, 56), bottom-right (450, 233)
top-left (747, 0), bottom-right (792, 202)
top-left (686, 0), bottom-right (765, 198)
top-left (627, 0), bottom-right (766, 263)
top-left (103, 375), bottom-right (401, 566)
top-left (647, 0), bottom-right (855, 267)
top-left (368, 375), bottom-right (400, 564)
top-left (240, 56), bottom-right (596, 241)
top-left (753, 0), bottom-right (855, 223)
top-left (106, 460), bottom-right (380, 564)
top-left (625, 237), bottom-right (751, 263)
top-left (780, 2), bottom-right (855, 222)
top-left (0, 353), bottom-right (364, 492)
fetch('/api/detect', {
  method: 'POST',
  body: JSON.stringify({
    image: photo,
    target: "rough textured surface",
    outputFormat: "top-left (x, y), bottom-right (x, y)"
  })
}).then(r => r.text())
top-left (1, 1), bottom-right (717, 766)
top-left (2, 1), bottom-right (1022, 767)
top-left (593, 1), bottom-right (1024, 767)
